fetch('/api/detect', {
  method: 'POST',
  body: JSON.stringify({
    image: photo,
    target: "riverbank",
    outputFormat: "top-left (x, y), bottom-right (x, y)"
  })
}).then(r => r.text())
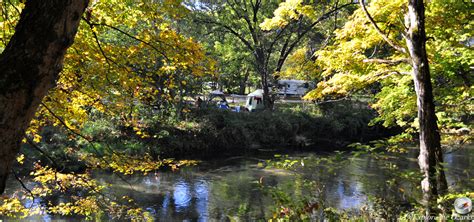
top-left (147, 100), bottom-right (399, 158)
top-left (20, 100), bottom-right (399, 174)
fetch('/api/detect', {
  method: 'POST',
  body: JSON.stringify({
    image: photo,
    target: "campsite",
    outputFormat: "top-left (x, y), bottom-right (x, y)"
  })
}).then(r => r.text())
top-left (0, 0), bottom-right (472, 221)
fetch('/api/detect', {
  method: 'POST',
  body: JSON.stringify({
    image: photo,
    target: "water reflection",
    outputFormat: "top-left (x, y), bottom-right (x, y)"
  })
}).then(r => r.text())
top-left (444, 147), bottom-right (474, 190)
top-left (88, 146), bottom-right (474, 220)
top-left (3, 145), bottom-right (473, 221)
top-left (194, 180), bottom-right (209, 220)
top-left (173, 180), bottom-right (191, 211)
top-left (335, 179), bottom-right (366, 209)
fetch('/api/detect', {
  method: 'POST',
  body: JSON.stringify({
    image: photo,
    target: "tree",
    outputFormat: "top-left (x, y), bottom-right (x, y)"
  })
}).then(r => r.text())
top-left (41, 0), bottom-right (214, 133)
top-left (0, 1), bottom-right (214, 217)
top-left (213, 38), bottom-right (255, 94)
top-left (0, 0), bottom-right (88, 194)
top-left (190, 0), bottom-right (355, 109)
top-left (8, 0), bottom-right (214, 169)
top-left (358, 0), bottom-right (447, 206)
top-left (303, 0), bottom-right (471, 211)
top-left (403, 0), bottom-right (446, 211)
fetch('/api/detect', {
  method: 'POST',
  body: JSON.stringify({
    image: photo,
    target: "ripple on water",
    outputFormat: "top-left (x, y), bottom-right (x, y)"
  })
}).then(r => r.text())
top-left (173, 179), bottom-right (192, 211)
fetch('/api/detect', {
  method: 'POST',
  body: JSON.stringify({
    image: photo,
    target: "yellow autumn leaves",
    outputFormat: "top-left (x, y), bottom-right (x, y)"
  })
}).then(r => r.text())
top-left (22, 0), bottom-right (215, 143)
top-left (260, 0), bottom-right (314, 30)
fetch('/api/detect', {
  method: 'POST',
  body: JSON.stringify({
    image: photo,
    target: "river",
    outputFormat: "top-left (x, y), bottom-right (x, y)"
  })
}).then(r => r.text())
top-left (3, 145), bottom-right (473, 221)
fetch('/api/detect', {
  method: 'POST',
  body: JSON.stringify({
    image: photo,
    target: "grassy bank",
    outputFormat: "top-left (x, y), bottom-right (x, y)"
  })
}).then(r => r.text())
top-left (149, 100), bottom-right (397, 158)
top-left (24, 100), bottom-right (398, 170)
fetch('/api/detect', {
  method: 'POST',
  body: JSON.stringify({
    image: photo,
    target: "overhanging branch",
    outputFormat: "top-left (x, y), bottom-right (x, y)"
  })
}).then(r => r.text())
top-left (363, 58), bottom-right (410, 65)
top-left (194, 18), bottom-right (254, 51)
top-left (359, 0), bottom-right (407, 54)
top-left (276, 1), bottom-right (356, 72)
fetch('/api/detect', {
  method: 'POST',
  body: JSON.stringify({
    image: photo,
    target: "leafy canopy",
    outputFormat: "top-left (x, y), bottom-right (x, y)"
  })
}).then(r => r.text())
top-left (302, 0), bottom-right (472, 142)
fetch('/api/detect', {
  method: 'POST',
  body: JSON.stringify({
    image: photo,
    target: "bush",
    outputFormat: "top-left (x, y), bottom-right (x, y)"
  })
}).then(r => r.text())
top-left (153, 100), bottom-right (390, 158)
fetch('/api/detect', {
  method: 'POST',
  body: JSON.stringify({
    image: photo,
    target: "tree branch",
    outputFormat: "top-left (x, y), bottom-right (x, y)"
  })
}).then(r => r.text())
top-left (25, 136), bottom-right (62, 170)
top-left (11, 169), bottom-right (35, 200)
top-left (363, 58), bottom-right (410, 65)
top-left (372, 70), bottom-right (410, 80)
top-left (82, 18), bottom-right (171, 61)
top-left (359, 0), bottom-right (407, 54)
top-left (276, 2), bottom-right (356, 72)
top-left (40, 102), bottom-right (134, 187)
top-left (315, 97), bottom-right (351, 105)
top-left (195, 18), bottom-right (254, 51)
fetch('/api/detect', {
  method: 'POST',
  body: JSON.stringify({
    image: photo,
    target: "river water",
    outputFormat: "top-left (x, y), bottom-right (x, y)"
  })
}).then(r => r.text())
top-left (3, 145), bottom-right (474, 221)
top-left (97, 145), bottom-right (473, 221)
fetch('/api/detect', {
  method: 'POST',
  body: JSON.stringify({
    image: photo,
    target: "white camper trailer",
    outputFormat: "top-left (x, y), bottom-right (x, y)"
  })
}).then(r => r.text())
top-left (277, 79), bottom-right (310, 97)
top-left (245, 89), bottom-right (265, 112)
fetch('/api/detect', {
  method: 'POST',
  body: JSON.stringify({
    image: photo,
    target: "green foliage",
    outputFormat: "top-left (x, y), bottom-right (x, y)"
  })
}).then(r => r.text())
top-left (155, 101), bottom-right (379, 157)
top-left (189, 0), bottom-right (356, 99)
top-left (301, 0), bottom-right (472, 145)
top-left (1, 0), bottom-right (471, 220)
top-left (59, 100), bottom-right (381, 160)
top-left (262, 145), bottom-right (473, 221)
top-left (212, 38), bottom-right (258, 94)
top-left (263, 152), bottom-right (352, 221)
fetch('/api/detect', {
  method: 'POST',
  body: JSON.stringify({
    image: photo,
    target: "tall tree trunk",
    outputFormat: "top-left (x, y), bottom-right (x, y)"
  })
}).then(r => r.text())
top-left (405, 0), bottom-right (447, 214)
top-left (0, 0), bottom-right (88, 194)
top-left (238, 68), bottom-right (250, 95)
top-left (261, 73), bottom-right (273, 110)
top-left (255, 48), bottom-right (273, 110)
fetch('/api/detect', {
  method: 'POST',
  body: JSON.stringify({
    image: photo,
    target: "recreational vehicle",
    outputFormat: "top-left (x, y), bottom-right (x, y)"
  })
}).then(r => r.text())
top-left (277, 79), bottom-right (311, 97)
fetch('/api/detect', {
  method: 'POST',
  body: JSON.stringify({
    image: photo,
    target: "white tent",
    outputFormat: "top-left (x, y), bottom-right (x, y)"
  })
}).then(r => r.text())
top-left (245, 89), bottom-right (265, 112)
top-left (247, 89), bottom-right (263, 97)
